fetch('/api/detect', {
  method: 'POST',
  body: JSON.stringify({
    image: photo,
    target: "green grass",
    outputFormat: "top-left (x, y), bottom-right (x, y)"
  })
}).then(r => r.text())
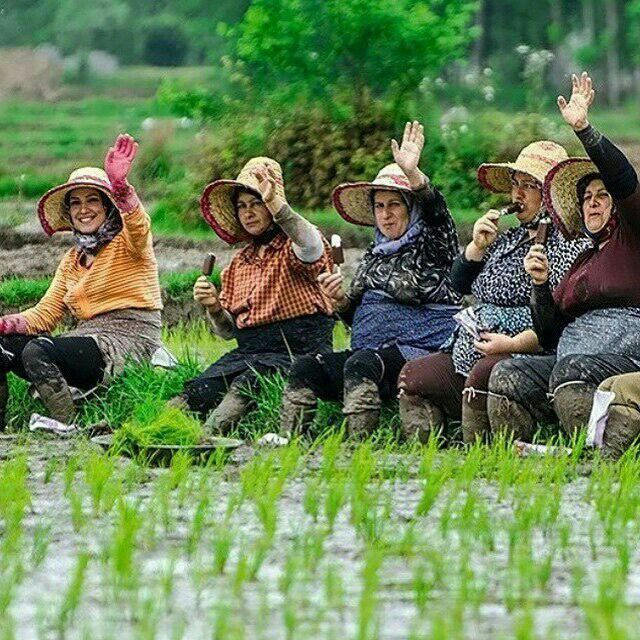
top-left (0, 271), bottom-right (222, 310)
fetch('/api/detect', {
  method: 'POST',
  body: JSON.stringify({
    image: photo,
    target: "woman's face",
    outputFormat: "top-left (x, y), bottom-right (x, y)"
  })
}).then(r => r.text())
top-left (374, 190), bottom-right (409, 240)
top-left (582, 178), bottom-right (613, 233)
top-left (236, 190), bottom-right (272, 237)
top-left (510, 171), bottom-right (543, 224)
top-left (68, 187), bottom-right (108, 234)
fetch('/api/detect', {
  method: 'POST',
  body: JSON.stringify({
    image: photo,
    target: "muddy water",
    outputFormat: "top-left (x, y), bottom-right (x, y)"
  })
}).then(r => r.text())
top-left (2, 439), bottom-right (636, 639)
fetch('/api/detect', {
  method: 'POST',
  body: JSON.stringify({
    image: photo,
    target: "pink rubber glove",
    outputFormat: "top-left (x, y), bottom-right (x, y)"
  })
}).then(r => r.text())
top-left (0, 314), bottom-right (28, 335)
top-left (105, 133), bottom-right (140, 213)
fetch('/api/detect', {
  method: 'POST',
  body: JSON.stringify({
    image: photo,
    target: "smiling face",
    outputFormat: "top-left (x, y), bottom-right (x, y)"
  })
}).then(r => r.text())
top-left (373, 190), bottom-right (409, 240)
top-left (68, 187), bottom-right (108, 234)
top-left (581, 178), bottom-right (613, 234)
top-left (510, 171), bottom-right (543, 224)
top-left (236, 190), bottom-right (273, 237)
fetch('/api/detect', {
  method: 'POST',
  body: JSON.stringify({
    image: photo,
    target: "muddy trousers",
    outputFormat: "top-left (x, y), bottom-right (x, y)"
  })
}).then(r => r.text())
top-left (487, 353), bottom-right (639, 441)
top-left (597, 373), bottom-right (640, 460)
top-left (0, 334), bottom-right (105, 428)
top-left (176, 364), bottom-right (274, 432)
top-left (280, 345), bottom-right (406, 438)
top-left (397, 352), bottom-right (509, 443)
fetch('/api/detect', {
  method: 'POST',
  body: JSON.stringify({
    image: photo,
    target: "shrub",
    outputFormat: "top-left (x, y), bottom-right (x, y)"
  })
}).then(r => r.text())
top-left (141, 15), bottom-right (189, 67)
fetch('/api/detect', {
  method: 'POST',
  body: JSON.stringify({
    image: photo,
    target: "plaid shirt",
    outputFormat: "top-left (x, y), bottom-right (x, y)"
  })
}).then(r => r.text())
top-left (220, 233), bottom-right (334, 328)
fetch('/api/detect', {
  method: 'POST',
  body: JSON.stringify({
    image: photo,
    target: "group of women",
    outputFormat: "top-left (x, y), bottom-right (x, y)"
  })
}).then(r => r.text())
top-left (2, 71), bottom-right (640, 460)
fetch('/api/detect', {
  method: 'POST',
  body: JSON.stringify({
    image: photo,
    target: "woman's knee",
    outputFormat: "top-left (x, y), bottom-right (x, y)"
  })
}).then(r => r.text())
top-left (288, 354), bottom-right (324, 390)
top-left (487, 359), bottom-right (532, 401)
top-left (21, 337), bottom-right (54, 374)
top-left (549, 354), bottom-right (590, 390)
top-left (343, 350), bottom-right (382, 386)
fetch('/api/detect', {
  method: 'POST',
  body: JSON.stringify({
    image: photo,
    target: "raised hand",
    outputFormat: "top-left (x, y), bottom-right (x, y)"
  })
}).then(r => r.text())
top-left (105, 133), bottom-right (139, 185)
top-left (0, 314), bottom-right (28, 335)
top-left (557, 72), bottom-right (595, 131)
top-left (391, 121), bottom-right (425, 187)
top-left (253, 165), bottom-right (285, 214)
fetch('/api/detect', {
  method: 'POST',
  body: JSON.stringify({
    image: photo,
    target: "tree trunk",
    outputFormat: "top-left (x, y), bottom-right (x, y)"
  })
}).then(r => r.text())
top-left (582, 0), bottom-right (596, 43)
top-left (471, 0), bottom-right (486, 70)
top-left (604, 0), bottom-right (621, 105)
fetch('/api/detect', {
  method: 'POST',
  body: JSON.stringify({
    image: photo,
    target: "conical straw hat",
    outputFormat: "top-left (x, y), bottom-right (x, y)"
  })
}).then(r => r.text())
top-left (37, 167), bottom-right (117, 236)
top-left (543, 157), bottom-right (598, 239)
top-left (477, 141), bottom-right (569, 193)
top-left (332, 163), bottom-right (412, 227)
top-left (200, 157), bottom-right (285, 244)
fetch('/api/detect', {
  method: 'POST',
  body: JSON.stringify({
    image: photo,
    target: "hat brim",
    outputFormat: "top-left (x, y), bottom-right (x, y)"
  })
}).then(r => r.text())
top-left (200, 180), bottom-right (265, 245)
top-left (477, 162), bottom-right (539, 193)
top-left (543, 157), bottom-right (597, 239)
top-left (332, 182), bottom-right (410, 227)
top-left (37, 180), bottom-right (118, 236)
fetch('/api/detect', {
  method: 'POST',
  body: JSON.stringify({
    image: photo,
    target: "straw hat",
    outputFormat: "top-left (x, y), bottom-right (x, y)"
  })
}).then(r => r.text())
top-left (543, 157), bottom-right (598, 239)
top-left (332, 163), bottom-right (412, 227)
top-left (200, 157), bottom-right (285, 244)
top-left (477, 141), bottom-right (569, 193)
top-left (37, 167), bottom-right (117, 236)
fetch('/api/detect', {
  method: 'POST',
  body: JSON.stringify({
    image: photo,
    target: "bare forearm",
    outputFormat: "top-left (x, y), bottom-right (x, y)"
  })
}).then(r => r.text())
top-left (510, 329), bottom-right (540, 353)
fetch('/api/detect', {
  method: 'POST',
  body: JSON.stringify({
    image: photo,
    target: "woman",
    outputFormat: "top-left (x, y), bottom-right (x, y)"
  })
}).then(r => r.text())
top-left (279, 121), bottom-right (461, 438)
top-left (398, 141), bottom-right (587, 443)
top-left (0, 134), bottom-right (163, 428)
top-left (488, 72), bottom-right (640, 443)
top-left (169, 157), bottom-right (334, 432)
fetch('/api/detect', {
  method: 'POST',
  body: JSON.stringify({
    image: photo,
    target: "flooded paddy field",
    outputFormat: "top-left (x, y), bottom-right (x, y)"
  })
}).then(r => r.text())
top-left (2, 434), bottom-right (639, 640)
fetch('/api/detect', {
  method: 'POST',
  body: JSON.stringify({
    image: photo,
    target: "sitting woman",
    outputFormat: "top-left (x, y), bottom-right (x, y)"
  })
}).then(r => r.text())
top-left (279, 121), bottom-right (461, 438)
top-left (0, 134), bottom-right (163, 428)
top-left (397, 141), bottom-right (587, 443)
top-left (169, 158), bottom-right (334, 432)
top-left (488, 72), bottom-right (640, 442)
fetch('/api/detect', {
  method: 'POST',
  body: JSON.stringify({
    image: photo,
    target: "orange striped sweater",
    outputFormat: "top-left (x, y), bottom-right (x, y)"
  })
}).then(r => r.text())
top-left (22, 205), bottom-right (162, 334)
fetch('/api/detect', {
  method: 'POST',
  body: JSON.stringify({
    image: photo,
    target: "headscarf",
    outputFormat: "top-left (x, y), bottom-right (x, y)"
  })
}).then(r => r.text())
top-left (371, 191), bottom-right (424, 256)
top-left (65, 191), bottom-right (123, 257)
top-left (576, 172), bottom-right (618, 245)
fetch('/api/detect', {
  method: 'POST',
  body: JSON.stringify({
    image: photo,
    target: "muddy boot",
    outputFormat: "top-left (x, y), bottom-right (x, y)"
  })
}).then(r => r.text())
top-left (487, 393), bottom-right (535, 442)
top-left (461, 393), bottom-right (491, 445)
top-left (22, 340), bottom-right (76, 425)
top-left (0, 373), bottom-right (7, 431)
top-left (343, 379), bottom-right (381, 439)
top-left (553, 382), bottom-right (595, 439)
top-left (204, 383), bottom-right (252, 435)
top-left (279, 385), bottom-right (317, 437)
top-left (398, 392), bottom-right (445, 443)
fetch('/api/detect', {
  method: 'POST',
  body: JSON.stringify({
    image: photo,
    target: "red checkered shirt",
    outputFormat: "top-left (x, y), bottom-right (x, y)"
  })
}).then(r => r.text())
top-left (219, 233), bottom-right (334, 328)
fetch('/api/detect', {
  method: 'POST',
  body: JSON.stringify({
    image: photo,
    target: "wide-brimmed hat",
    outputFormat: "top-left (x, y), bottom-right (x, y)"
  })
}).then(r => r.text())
top-left (543, 157), bottom-right (599, 239)
top-left (37, 167), bottom-right (117, 236)
top-left (477, 141), bottom-right (569, 193)
top-left (332, 163), bottom-right (412, 227)
top-left (200, 157), bottom-right (285, 244)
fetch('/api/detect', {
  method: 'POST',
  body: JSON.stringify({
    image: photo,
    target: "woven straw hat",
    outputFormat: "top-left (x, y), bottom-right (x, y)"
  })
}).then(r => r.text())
top-left (543, 157), bottom-right (598, 239)
top-left (200, 157), bottom-right (285, 244)
top-left (332, 163), bottom-right (412, 227)
top-left (37, 167), bottom-right (117, 236)
top-left (477, 141), bottom-right (569, 193)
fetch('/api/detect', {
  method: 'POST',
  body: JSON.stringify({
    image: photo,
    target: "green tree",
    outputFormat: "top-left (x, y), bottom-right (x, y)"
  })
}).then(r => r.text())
top-left (53, 0), bottom-right (130, 55)
top-left (229, 0), bottom-right (477, 110)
